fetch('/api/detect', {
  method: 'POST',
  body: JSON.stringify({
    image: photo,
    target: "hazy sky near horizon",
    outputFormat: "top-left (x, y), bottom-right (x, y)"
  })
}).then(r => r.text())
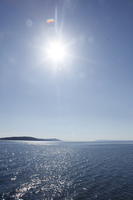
top-left (0, 0), bottom-right (133, 140)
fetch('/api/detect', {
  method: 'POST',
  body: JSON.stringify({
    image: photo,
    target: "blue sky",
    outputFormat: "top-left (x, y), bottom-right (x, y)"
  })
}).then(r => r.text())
top-left (0, 0), bottom-right (133, 140)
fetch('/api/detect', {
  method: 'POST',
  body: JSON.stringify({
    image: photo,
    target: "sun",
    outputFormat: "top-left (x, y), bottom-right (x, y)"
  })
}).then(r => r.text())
top-left (46, 39), bottom-right (67, 63)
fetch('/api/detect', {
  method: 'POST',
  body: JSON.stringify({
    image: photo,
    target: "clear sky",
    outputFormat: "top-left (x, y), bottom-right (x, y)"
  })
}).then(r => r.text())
top-left (0, 0), bottom-right (133, 141)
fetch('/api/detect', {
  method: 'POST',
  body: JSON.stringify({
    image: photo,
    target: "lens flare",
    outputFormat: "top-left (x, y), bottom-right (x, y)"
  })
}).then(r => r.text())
top-left (46, 19), bottom-right (55, 24)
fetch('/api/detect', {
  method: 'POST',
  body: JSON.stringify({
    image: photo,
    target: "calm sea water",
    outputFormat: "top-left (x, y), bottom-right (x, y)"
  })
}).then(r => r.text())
top-left (0, 141), bottom-right (133, 200)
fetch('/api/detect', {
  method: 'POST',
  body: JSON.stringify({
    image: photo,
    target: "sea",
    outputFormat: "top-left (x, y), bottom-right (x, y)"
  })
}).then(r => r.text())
top-left (0, 141), bottom-right (133, 200)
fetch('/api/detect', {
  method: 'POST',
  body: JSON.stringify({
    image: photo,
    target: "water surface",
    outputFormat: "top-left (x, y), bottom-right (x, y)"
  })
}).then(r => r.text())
top-left (0, 141), bottom-right (133, 200)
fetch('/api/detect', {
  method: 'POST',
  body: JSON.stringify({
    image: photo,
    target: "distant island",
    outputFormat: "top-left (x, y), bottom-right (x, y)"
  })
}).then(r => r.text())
top-left (0, 136), bottom-right (61, 141)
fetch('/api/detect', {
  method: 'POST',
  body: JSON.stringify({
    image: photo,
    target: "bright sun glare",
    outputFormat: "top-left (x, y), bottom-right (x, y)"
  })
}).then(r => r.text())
top-left (46, 40), bottom-right (67, 63)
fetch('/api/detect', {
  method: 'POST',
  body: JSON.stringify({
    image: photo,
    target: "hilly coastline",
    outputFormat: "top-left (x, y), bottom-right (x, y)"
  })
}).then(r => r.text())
top-left (0, 136), bottom-right (61, 141)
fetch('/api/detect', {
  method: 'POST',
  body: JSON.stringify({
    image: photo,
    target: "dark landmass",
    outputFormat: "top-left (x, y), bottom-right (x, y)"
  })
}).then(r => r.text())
top-left (0, 136), bottom-right (61, 141)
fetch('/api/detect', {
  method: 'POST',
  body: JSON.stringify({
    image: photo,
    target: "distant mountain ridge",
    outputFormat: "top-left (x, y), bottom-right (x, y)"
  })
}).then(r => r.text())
top-left (0, 136), bottom-right (61, 141)
top-left (95, 140), bottom-right (133, 143)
